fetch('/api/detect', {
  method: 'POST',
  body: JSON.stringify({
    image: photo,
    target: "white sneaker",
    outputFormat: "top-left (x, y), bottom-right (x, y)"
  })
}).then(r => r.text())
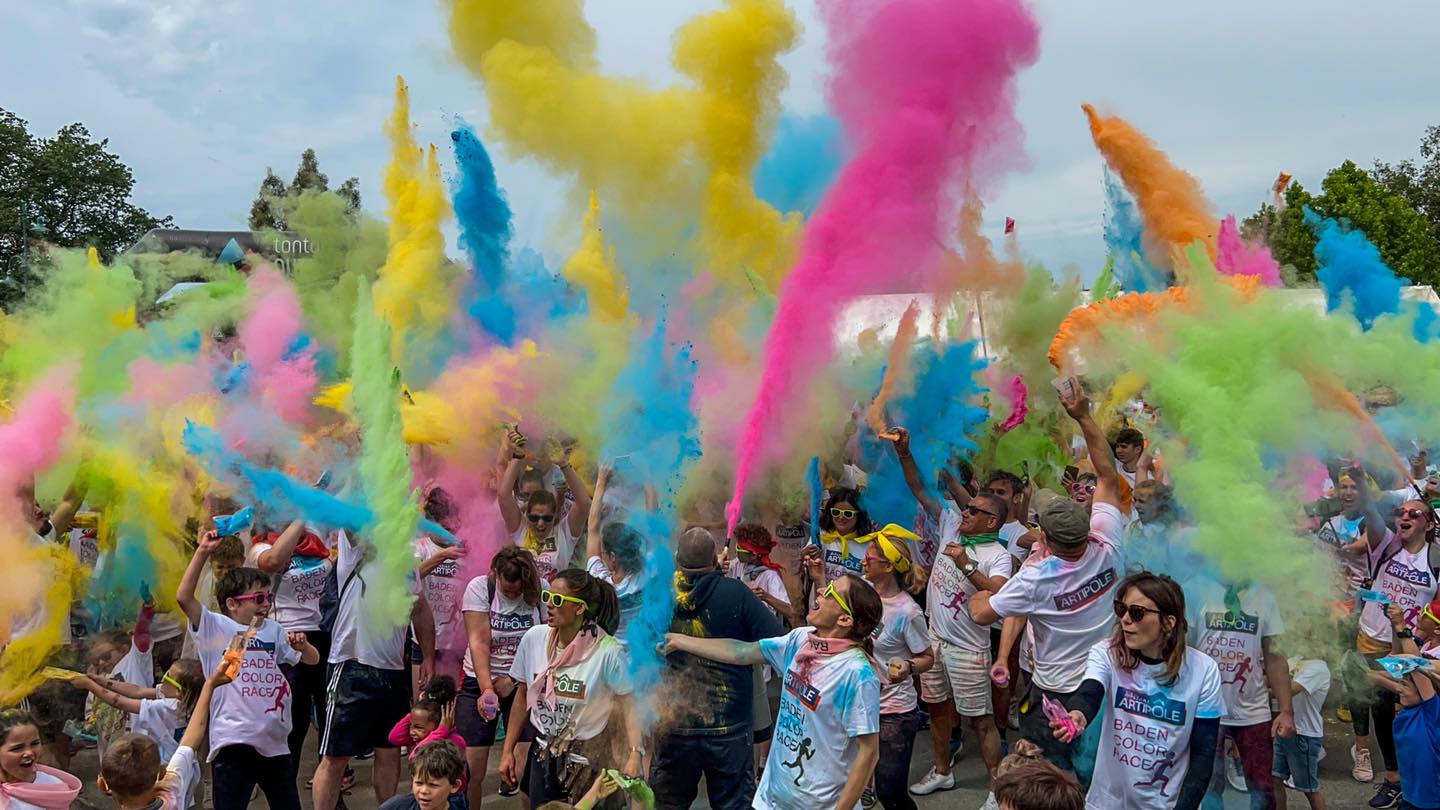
top-left (908, 768), bottom-right (955, 796)
top-left (1226, 753), bottom-right (1248, 792)
top-left (1352, 743), bottom-right (1374, 782)
top-left (979, 792), bottom-right (1000, 810)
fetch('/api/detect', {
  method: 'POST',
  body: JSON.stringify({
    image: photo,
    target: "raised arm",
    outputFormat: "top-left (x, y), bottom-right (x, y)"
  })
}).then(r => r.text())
top-left (254, 519), bottom-right (307, 574)
top-left (71, 675), bottom-right (144, 715)
top-left (587, 465), bottom-right (612, 562)
top-left (178, 663), bottom-right (232, 751)
top-left (1352, 467), bottom-right (1391, 550)
top-left (49, 478), bottom-right (86, 538)
top-left (560, 448), bottom-right (591, 539)
top-left (887, 428), bottom-right (942, 520)
top-left (661, 633), bottom-right (765, 666)
top-left (497, 457), bottom-right (527, 534)
top-left (1057, 380), bottom-right (1121, 509)
top-left (177, 530), bottom-right (221, 629)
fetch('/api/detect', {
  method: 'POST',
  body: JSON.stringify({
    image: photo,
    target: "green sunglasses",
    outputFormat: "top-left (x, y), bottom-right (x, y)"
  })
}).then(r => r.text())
top-left (541, 589), bottom-right (588, 610)
top-left (822, 582), bottom-right (853, 616)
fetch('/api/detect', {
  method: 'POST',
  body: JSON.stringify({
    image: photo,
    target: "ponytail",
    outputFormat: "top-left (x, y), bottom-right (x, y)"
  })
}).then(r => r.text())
top-left (553, 569), bottom-right (620, 635)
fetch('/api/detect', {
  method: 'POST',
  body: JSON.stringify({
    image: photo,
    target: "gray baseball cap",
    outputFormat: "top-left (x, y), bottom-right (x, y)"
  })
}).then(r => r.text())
top-left (1033, 489), bottom-right (1090, 546)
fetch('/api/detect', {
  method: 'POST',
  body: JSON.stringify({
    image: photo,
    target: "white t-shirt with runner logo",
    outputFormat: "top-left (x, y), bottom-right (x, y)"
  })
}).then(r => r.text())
top-left (460, 575), bottom-right (543, 680)
top-left (1289, 659), bottom-right (1330, 738)
top-left (510, 522), bottom-right (577, 584)
top-left (988, 502), bottom-right (1126, 692)
top-left (1083, 642), bottom-right (1224, 810)
top-left (415, 536), bottom-right (465, 652)
top-left (874, 592), bottom-right (930, 714)
top-left (757, 627), bottom-right (880, 810)
top-left (246, 532), bottom-right (331, 633)
top-left (509, 624), bottom-right (632, 742)
top-left (191, 608), bottom-right (301, 761)
top-left (1359, 538), bottom-right (1438, 643)
top-left (927, 515), bottom-right (1014, 652)
top-left (1187, 580), bottom-right (1284, 726)
top-left (136, 697), bottom-right (182, 763)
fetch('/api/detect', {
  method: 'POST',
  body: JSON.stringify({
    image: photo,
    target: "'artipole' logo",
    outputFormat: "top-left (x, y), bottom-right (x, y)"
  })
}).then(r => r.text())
top-left (1053, 568), bottom-right (1117, 611)
top-left (1384, 558), bottom-right (1432, 586)
top-left (1204, 611), bottom-right (1259, 634)
top-left (784, 670), bottom-right (822, 710)
top-left (553, 674), bottom-right (587, 700)
top-left (1114, 687), bottom-right (1187, 726)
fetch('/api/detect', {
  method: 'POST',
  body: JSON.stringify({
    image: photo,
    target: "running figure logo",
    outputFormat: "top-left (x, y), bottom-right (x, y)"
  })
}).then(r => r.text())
top-left (783, 737), bottom-right (815, 786)
top-left (1223, 656), bottom-right (1253, 692)
top-left (943, 589), bottom-right (968, 621)
top-left (1133, 749), bottom-right (1178, 796)
top-left (265, 680), bottom-right (290, 715)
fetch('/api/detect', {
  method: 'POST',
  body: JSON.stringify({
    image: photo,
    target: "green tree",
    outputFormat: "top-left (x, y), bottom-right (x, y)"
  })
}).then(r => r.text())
top-left (1373, 125), bottom-right (1440, 240)
top-left (1243, 161), bottom-right (1440, 286)
top-left (1, 108), bottom-right (171, 307)
top-left (249, 149), bottom-right (359, 231)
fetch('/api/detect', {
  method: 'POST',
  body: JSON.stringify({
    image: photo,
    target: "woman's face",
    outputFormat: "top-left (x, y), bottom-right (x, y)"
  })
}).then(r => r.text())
top-left (498, 573), bottom-right (524, 601)
top-left (90, 641), bottom-right (125, 675)
top-left (0, 724), bottom-right (43, 783)
top-left (830, 500), bottom-right (858, 534)
top-left (526, 504), bottom-right (557, 538)
top-left (158, 664), bottom-right (185, 699)
top-left (1116, 587), bottom-right (1167, 654)
top-left (546, 579), bottom-right (586, 629)
top-left (1395, 500), bottom-right (1430, 543)
top-left (1070, 479), bottom-right (1096, 508)
top-left (860, 545), bottom-right (891, 585)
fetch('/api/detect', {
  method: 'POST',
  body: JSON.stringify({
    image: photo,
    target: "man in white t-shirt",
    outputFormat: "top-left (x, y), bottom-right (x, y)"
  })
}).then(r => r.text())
top-left (1187, 578), bottom-right (1295, 808)
top-left (312, 529), bottom-right (435, 810)
top-left (969, 381), bottom-right (1127, 773)
top-left (909, 492), bottom-right (1015, 796)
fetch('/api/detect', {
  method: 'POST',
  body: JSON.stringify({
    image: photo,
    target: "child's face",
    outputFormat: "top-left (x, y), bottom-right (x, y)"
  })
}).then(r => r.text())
top-left (411, 774), bottom-right (459, 810)
top-left (224, 585), bottom-right (273, 624)
top-left (408, 709), bottom-right (438, 744)
top-left (0, 724), bottom-right (43, 782)
top-left (90, 641), bottom-right (125, 674)
top-left (211, 558), bottom-right (241, 583)
top-left (157, 665), bottom-right (185, 699)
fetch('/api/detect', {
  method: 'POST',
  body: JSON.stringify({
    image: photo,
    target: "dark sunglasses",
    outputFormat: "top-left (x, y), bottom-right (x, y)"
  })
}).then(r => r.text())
top-left (1071, 482), bottom-right (1097, 495)
top-left (526, 513), bottom-right (556, 524)
top-left (231, 592), bottom-right (272, 606)
top-left (1394, 507), bottom-right (1427, 521)
top-left (1113, 601), bottom-right (1162, 623)
top-left (963, 504), bottom-right (999, 519)
top-left (829, 508), bottom-right (858, 519)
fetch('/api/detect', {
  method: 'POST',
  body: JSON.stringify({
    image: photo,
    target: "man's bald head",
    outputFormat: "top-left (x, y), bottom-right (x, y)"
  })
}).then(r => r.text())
top-left (676, 527), bottom-right (719, 572)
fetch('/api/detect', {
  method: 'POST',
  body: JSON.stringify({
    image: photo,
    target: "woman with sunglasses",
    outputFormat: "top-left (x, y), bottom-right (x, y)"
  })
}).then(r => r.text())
top-left (802, 488), bottom-right (878, 601)
top-left (663, 573), bottom-right (884, 810)
top-left (861, 527), bottom-right (935, 810)
top-left (499, 569), bottom-right (641, 807)
top-left (1049, 572), bottom-right (1222, 810)
top-left (585, 465), bottom-right (646, 640)
top-left (496, 430), bottom-right (592, 584)
top-left (1353, 497), bottom-right (1439, 808)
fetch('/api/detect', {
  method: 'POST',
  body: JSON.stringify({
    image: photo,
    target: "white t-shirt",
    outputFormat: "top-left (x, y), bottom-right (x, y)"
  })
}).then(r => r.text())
top-left (1083, 643), bottom-right (1224, 810)
top-left (191, 608), bottom-right (300, 760)
top-left (988, 503), bottom-right (1126, 692)
top-left (1314, 514), bottom-right (1370, 594)
top-left (1289, 659), bottom-right (1331, 738)
top-left (246, 534), bottom-right (331, 633)
top-left (927, 530), bottom-right (1014, 652)
top-left (1000, 521), bottom-right (1030, 564)
top-left (756, 627), bottom-right (881, 810)
top-left (727, 560), bottom-right (791, 621)
top-left (460, 574), bottom-right (543, 680)
top-left (415, 536), bottom-right (465, 651)
top-left (874, 592), bottom-right (930, 714)
top-left (1187, 580), bottom-right (1284, 726)
top-left (95, 640), bottom-right (156, 752)
top-left (820, 533), bottom-right (870, 585)
top-left (154, 745), bottom-right (202, 810)
top-left (586, 556), bottom-right (643, 640)
top-left (1359, 539), bottom-right (1438, 643)
top-left (328, 529), bottom-right (416, 670)
top-left (510, 522), bottom-right (577, 584)
top-left (136, 697), bottom-right (182, 763)
top-left (509, 624), bottom-right (632, 741)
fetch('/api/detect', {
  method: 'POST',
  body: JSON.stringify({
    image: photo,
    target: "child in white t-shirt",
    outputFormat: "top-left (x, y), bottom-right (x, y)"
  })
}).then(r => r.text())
top-left (70, 658), bottom-right (206, 764)
top-left (97, 659), bottom-right (231, 810)
top-left (1272, 658), bottom-right (1330, 807)
top-left (177, 529), bottom-right (320, 810)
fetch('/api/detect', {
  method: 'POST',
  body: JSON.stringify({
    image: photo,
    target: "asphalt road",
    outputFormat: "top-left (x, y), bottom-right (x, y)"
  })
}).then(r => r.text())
top-left (67, 709), bottom-right (1385, 809)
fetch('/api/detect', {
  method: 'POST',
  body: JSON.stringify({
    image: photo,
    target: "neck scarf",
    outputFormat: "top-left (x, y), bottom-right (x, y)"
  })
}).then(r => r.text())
top-left (523, 526), bottom-right (554, 555)
top-left (530, 623), bottom-right (609, 715)
top-left (959, 531), bottom-right (1001, 548)
top-left (792, 632), bottom-right (863, 682)
top-left (0, 766), bottom-right (82, 809)
top-left (821, 530), bottom-right (872, 559)
top-left (737, 537), bottom-right (783, 572)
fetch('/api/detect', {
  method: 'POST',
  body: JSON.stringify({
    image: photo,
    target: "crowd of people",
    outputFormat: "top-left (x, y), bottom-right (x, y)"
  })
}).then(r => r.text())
top-left (5, 381), bottom-right (1440, 810)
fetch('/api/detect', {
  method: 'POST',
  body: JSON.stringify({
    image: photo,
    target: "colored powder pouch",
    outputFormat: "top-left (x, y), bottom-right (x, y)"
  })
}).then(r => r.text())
top-left (1356, 589), bottom-right (1391, 605)
top-left (1376, 656), bottom-right (1427, 678)
top-left (604, 770), bottom-right (656, 809)
top-left (214, 506), bottom-right (255, 537)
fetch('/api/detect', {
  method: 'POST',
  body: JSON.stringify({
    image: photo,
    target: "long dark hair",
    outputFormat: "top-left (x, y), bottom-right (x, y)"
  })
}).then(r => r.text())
top-left (491, 546), bottom-right (542, 607)
top-left (601, 523), bottom-right (645, 574)
top-left (171, 659), bottom-right (206, 718)
top-left (839, 574), bottom-right (884, 651)
top-left (552, 569), bottom-right (620, 635)
top-left (1109, 572), bottom-right (1188, 685)
top-left (819, 487), bottom-right (875, 534)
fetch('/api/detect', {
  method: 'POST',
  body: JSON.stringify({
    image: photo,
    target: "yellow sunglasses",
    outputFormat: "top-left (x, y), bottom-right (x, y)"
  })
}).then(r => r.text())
top-left (161, 673), bottom-right (183, 693)
top-left (822, 582), bottom-right (853, 616)
top-left (541, 589), bottom-right (587, 610)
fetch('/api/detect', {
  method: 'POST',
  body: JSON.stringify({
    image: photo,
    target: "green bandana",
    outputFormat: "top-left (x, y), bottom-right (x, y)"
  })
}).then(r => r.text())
top-left (960, 532), bottom-right (1002, 548)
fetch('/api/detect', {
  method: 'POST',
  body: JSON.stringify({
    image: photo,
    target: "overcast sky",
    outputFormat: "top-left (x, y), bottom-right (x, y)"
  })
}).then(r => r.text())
top-left (5, 0), bottom-right (1439, 280)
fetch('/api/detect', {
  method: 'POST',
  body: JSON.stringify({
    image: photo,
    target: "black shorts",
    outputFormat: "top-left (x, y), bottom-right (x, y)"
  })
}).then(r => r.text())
top-left (319, 660), bottom-right (410, 758)
top-left (454, 676), bottom-right (521, 747)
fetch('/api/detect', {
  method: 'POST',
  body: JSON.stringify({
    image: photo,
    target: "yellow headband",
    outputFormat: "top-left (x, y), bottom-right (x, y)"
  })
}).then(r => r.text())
top-left (874, 524), bottom-right (920, 573)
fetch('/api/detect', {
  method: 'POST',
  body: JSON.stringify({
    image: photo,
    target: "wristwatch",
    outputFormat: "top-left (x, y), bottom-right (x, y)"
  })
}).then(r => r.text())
top-left (1397, 628), bottom-right (1415, 640)
top-left (961, 560), bottom-right (979, 577)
